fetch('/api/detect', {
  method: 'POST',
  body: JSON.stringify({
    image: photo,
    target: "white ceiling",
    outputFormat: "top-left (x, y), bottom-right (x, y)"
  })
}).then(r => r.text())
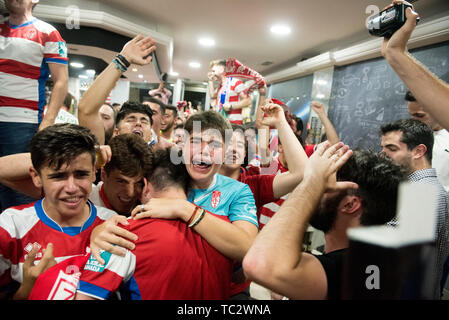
top-left (41, 0), bottom-right (449, 84)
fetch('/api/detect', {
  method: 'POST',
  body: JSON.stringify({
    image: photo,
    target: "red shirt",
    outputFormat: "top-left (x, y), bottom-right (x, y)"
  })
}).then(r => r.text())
top-left (78, 213), bottom-right (233, 300)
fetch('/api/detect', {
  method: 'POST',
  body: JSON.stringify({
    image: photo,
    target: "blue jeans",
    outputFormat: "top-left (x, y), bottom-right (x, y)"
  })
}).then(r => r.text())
top-left (0, 121), bottom-right (39, 211)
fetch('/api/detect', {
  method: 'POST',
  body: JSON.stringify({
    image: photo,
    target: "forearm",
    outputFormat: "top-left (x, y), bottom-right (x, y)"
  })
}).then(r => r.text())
top-left (318, 115), bottom-right (339, 145)
top-left (244, 177), bottom-right (325, 274)
top-left (275, 118), bottom-right (308, 175)
top-left (230, 96), bottom-right (251, 110)
top-left (178, 202), bottom-right (257, 261)
top-left (208, 81), bottom-right (217, 99)
top-left (40, 79), bottom-right (68, 130)
top-left (385, 49), bottom-right (449, 130)
top-left (255, 94), bottom-right (271, 165)
top-left (78, 63), bottom-right (122, 144)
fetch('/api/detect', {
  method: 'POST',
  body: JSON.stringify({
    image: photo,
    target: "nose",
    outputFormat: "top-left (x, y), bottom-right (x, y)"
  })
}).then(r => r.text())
top-left (64, 175), bottom-right (78, 193)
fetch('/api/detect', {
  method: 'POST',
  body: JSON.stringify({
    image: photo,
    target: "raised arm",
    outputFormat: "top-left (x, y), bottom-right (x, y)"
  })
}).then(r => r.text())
top-left (0, 153), bottom-right (41, 199)
top-left (260, 103), bottom-right (308, 198)
top-left (243, 142), bottom-right (355, 299)
top-left (311, 101), bottom-right (339, 145)
top-left (78, 35), bottom-right (156, 144)
top-left (39, 63), bottom-right (68, 130)
top-left (381, 0), bottom-right (449, 131)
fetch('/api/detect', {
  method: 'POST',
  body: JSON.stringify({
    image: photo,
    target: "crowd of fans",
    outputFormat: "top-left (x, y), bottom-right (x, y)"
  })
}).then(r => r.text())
top-left (0, 0), bottom-right (449, 301)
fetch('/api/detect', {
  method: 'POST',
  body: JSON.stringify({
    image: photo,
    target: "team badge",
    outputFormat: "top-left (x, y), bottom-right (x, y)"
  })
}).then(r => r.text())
top-left (211, 191), bottom-right (221, 209)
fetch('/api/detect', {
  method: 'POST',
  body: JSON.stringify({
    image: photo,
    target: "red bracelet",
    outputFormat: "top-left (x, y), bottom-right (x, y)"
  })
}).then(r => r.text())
top-left (187, 205), bottom-right (200, 225)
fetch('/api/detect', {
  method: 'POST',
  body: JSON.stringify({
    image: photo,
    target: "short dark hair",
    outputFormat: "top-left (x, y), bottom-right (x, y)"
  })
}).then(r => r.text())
top-left (116, 101), bottom-right (153, 126)
top-left (104, 134), bottom-right (153, 179)
top-left (164, 105), bottom-right (178, 116)
top-left (309, 150), bottom-right (406, 232)
top-left (380, 118), bottom-right (434, 163)
top-left (142, 96), bottom-right (167, 115)
top-left (405, 90), bottom-right (416, 102)
top-left (184, 110), bottom-right (231, 141)
top-left (148, 148), bottom-right (190, 194)
top-left (30, 123), bottom-right (98, 173)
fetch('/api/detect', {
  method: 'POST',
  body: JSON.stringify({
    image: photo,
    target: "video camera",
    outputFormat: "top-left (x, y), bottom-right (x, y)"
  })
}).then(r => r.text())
top-left (367, 3), bottom-right (420, 38)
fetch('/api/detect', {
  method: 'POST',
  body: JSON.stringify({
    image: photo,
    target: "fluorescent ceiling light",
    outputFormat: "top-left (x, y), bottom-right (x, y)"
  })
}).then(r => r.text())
top-left (138, 74), bottom-right (144, 79)
top-left (132, 68), bottom-right (138, 72)
top-left (70, 62), bottom-right (84, 68)
top-left (79, 74), bottom-right (88, 79)
top-left (86, 69), bottom-right (96, 76)
top-left (270, 24), bottom-right (291, 36)
top-left (198, 37), bottom-right (215, 47)
top-left (189, 62), bottom-right (201, 68)
top-left (169, 71), bottom-right (179, 76)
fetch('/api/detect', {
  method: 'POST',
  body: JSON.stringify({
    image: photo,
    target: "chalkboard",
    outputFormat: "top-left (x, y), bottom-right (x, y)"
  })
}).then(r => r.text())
top-left (328, 41), bottom-right (449, 152)
top-left (268, 74), bottom-right (314, 140)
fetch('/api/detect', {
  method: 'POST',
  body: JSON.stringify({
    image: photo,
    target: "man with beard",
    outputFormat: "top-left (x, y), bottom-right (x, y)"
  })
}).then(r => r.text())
top-left (98, 103), bottom-right (116, 145)
top-left (160, 105), bottom-right (177, 142)
top-left (243, 146), bottom-right (406, 300)
top-left (380, 118), bottom-right (449, 299)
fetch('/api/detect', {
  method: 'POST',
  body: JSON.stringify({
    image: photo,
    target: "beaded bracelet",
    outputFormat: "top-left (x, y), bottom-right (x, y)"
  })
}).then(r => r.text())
top-left (188, 209), bottom-right (206, 228)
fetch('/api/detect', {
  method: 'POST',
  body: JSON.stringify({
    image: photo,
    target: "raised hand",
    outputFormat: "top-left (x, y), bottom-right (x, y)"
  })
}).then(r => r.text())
top-left (304, 141), bottom-right (358, 192)
top-left (260, 103), bottom-right (286, 127)
top-left (381, 1), bottom-right (419, 56)
top-left (120, 34), bottom-right (157, 66)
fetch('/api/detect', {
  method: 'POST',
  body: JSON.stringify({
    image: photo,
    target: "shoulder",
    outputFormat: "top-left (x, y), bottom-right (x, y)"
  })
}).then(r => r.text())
top-left (94, 204), bottom-right (117, 221)
top-left (0, 202), bottom-right (39, 238)
top-left (33, 19), bottom-right (59, 34)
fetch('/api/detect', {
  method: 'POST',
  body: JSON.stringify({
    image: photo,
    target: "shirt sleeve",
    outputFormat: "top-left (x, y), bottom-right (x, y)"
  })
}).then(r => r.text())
top-left (228, 184), bottom-right (259, 229)
top-left (245, 174), bottom-right (277, 209)
top-left (43, 29), bottom-right (68, 65)
top-left (78, 249), bottom-right (135, 300)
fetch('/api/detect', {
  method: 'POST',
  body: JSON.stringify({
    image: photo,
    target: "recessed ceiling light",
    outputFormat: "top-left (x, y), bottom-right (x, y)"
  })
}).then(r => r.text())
top-left (198, 37), bottom-right (215, 47)
top-left (132, 68), bottom-right (138, 72)
top-left (270, 24), bottom-right (291, 36)
top-left (189, 62), bottom-right (201, 68)
top-left (169, 71), bottom-right (179, 77)
top-left (70, 62), bottom-right (84, 68)
top-left (138, 74), bottom-right (144, 79)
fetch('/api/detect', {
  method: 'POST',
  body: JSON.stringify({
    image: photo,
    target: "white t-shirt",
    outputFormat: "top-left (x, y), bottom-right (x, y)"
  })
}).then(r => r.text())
top-left (433, 129), bottom-right (449, 192)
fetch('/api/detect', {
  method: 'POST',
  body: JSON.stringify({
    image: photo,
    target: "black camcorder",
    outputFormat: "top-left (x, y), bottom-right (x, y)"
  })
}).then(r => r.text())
top-left (367, 3), bottom-right (420, 38)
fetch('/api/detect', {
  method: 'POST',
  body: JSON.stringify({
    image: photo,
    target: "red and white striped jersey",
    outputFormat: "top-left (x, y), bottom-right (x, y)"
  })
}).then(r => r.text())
top-left (0, 17), bottom-right (68, 124)
top-left (0, 199), bottom-right (116, 296)
top-left (217, 77), bottom-right (247, 125)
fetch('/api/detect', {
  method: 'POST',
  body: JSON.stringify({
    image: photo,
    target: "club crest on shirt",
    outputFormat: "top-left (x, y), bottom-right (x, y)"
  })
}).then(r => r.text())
top-left (211, 191), bottom-right (221, 209)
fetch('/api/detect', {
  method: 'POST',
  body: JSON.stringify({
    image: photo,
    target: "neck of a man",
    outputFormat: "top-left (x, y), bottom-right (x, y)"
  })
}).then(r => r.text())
top-left (219, 165), bottom-right (241, 181)
top-left (191, 175), bottom-right (215, 190)
top-left (324, 230), bottom-right (349, 254)
top-left (153, 186), bottom-right (187, 200)
top-left (410, 158), bottom-right (431, 174)
top-left (43, 198), bottom-right (90, 228)
top-left (161, 127), bottom-right (173, 140)
top-left (9, 10), bottom-right (34, 26)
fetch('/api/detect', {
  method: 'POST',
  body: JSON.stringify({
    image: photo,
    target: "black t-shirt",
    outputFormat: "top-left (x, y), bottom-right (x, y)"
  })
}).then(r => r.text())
top-left (314, 249), bottom-right (347, 300)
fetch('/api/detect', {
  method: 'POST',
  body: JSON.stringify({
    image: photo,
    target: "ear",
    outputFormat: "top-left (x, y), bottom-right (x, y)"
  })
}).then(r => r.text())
top-left (100, 168), bottom-right (107, 182)
top-left (112, 127), bottom-right (119, 138)
top-left (339, 195), bottom-right (362, 216)
top-left (412, 144), bottom-right (427, 160)
top-left (29, 167), bottom-right (42, 188)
